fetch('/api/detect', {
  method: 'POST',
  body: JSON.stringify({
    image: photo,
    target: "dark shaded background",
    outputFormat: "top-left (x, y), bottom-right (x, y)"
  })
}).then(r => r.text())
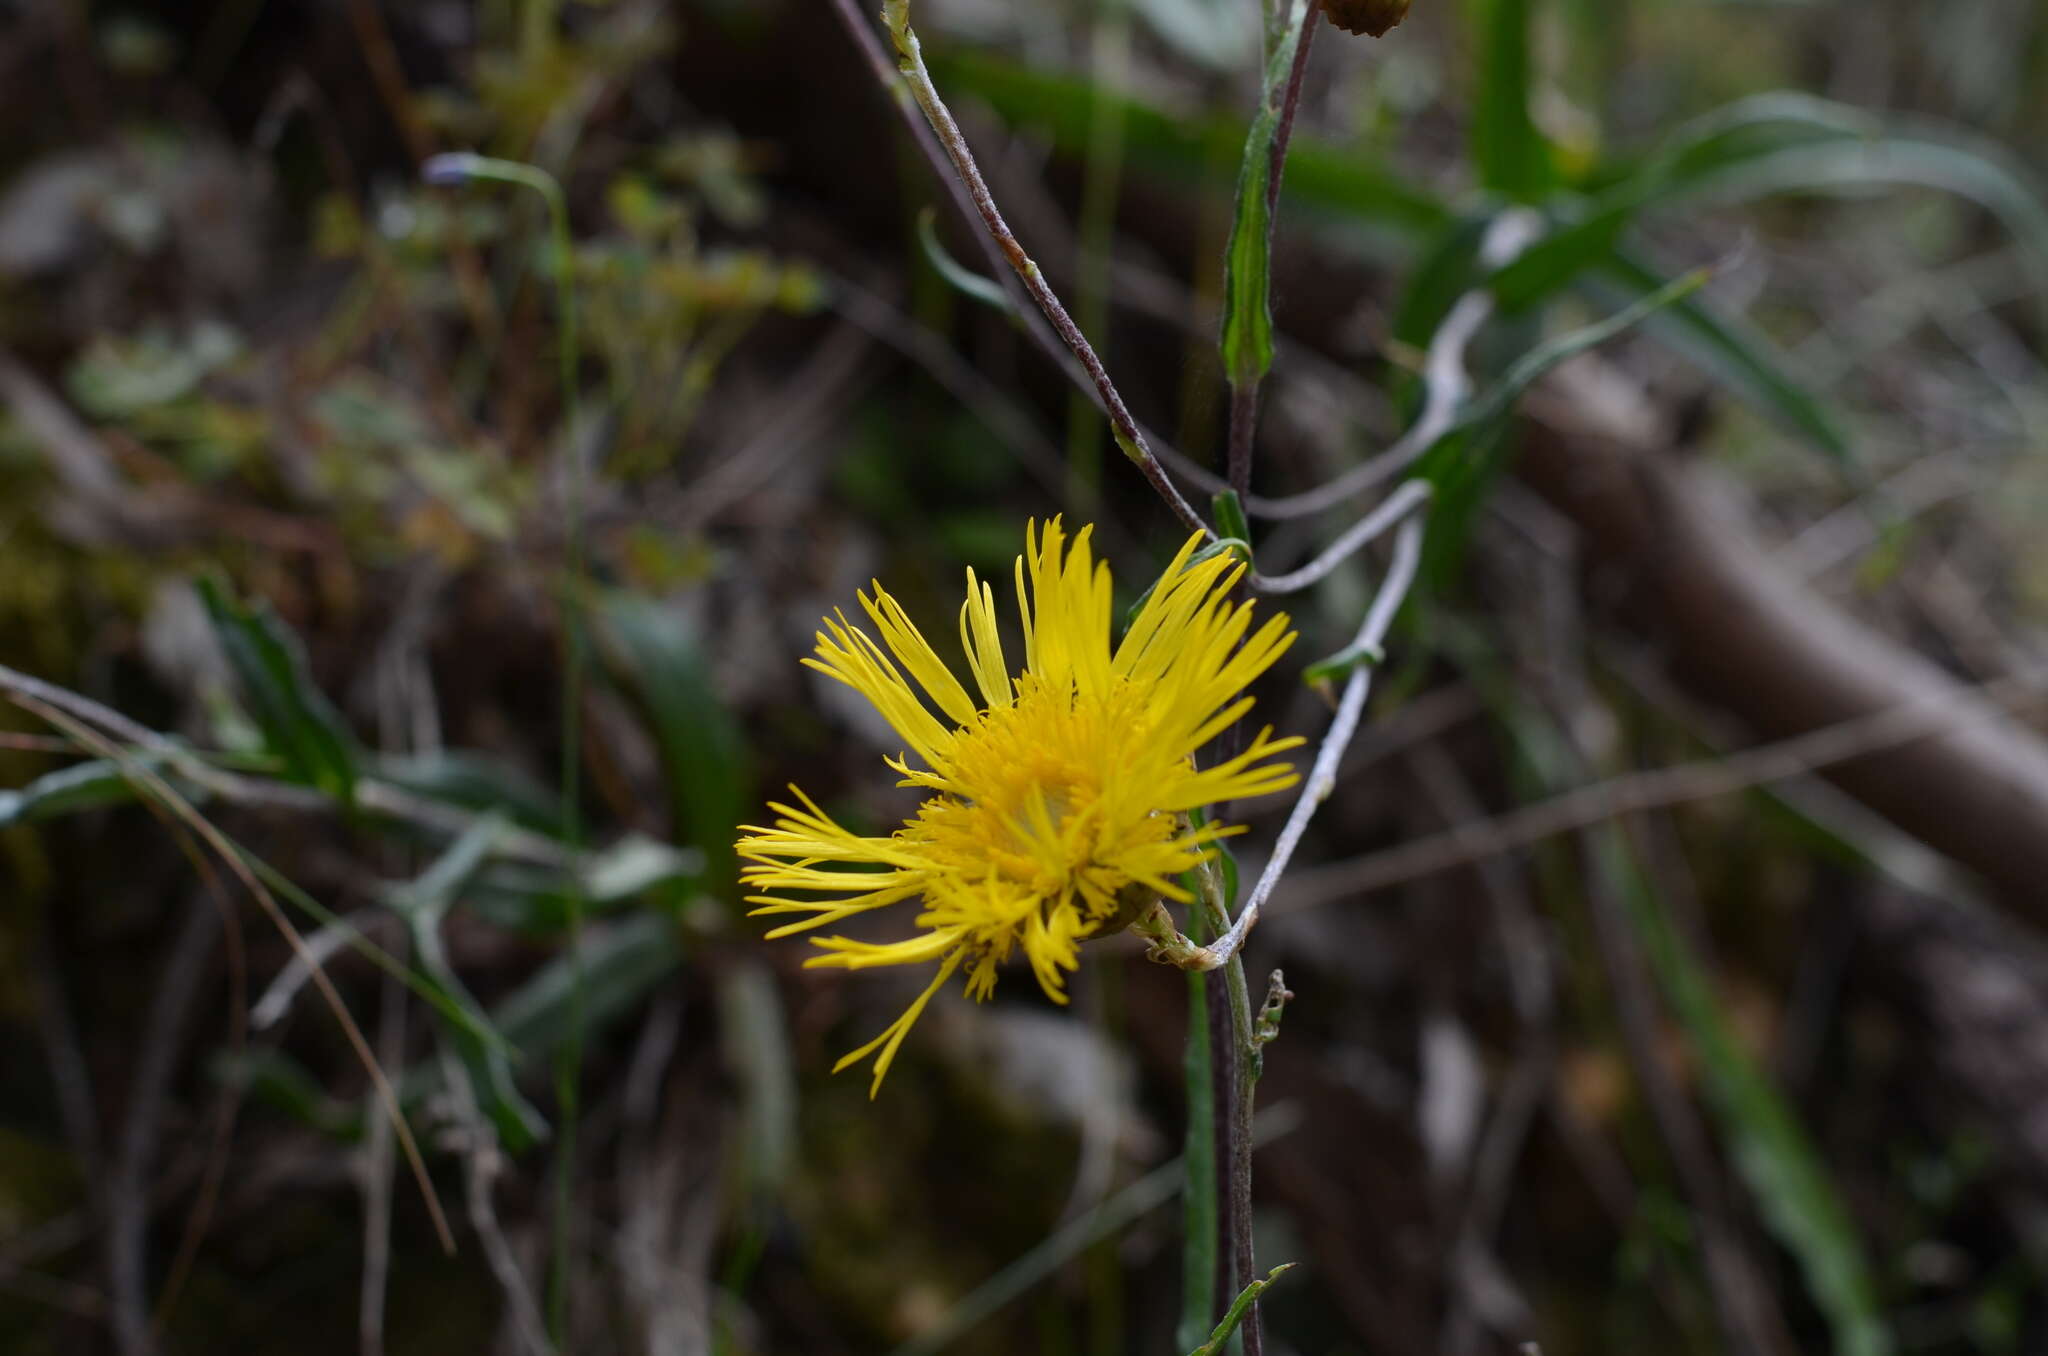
top-left (6, 1), bottom-right (2048, 1353)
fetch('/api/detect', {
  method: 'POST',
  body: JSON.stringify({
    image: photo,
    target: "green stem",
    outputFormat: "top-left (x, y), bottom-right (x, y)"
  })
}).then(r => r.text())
top-left (422, 150), bottom-right (587, 1343)
top-left (1189, 850), bottom-right (1263, 1356)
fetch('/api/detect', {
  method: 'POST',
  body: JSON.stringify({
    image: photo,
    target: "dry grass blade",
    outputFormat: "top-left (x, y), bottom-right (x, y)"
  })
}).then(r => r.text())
top-left (8, 693), bottom-right (458, 1255)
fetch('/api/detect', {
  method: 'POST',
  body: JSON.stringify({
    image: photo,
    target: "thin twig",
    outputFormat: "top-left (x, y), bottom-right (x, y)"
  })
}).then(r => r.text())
top-left (1190, 514), bottom-right (1426, 969)
top-left (0, 662), bottom-right (575, 867)
top-left (876, 1), bottom-right (1211, 535)
top-left (1249, 478), bottom-right (1431, 593)
top-left (441, 1051), bottom-right (557, 1356)
top-left (825, 0), bottom-right (1076, 374)
top-left (8, 694), bottom-right (458, 1254)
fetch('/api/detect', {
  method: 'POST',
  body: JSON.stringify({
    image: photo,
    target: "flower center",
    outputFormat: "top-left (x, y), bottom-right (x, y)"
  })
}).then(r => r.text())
top-left (907, 676), bottom-right (1174, 915)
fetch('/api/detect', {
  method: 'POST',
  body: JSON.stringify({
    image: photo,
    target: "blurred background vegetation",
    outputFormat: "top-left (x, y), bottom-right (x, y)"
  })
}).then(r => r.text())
top-left (5, 0), bottom-right (2048, 1352)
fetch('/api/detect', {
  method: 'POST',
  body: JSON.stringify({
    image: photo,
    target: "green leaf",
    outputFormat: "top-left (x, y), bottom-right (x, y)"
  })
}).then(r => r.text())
top-left (595, 595), bottom-right (751, 892)
top-left (1187, 1264), bottom-right (1296, 1356)
top-left (375, 750), bottom-right (567, 840)
top-left (1211, 489), bottom-right (1252, 546)
top-left (0, 756), bottom-right (182, 825)
top-left (1218, 1), bottom-right (1313, 389)
top-left (384, 814), bottom-right (550, 1153)
top-left (213, 1049), bottom-right (363, 1141)
top-left (929, 49), bottom-right (1450, 240)
top-left (1598, 251), bottom-right (1854, 464)
top-left (195, 576), bottom-right (360, 805)
top-left (916, 206), bottom-right (1017, 317)
top-left (1411, 265), bottom-right (1707, 497)
top-left (491, 911), bottom-right (685, 1059)
top-left (717, 962), bottom-right (796, 1200)
top-left (1391, 210), bottom-right (1498, 349)
top-left (1124, 538), bottom-right (1252, 632)
top-left (1595, 831), bottom-right (1891, 1356)
top-left (1492, 93), bottom-right (2048, 321)
top-left (1410, 269), bottom-right (1706, 585)
top-left (1468, 0), bottom-right (1552, 202)
top-left (462, 836), bottom-right (701, 935)
top-left (1462, 267), bottom-right (1708, 433)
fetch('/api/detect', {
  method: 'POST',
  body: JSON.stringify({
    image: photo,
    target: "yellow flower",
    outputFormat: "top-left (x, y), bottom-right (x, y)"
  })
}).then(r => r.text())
top-left (737, 519), bottom-right (1302, 1095)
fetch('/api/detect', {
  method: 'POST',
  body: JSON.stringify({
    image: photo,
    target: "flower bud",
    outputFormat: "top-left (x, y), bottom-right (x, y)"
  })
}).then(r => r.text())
top-left (1320, 0), bottom-right (1412, 37)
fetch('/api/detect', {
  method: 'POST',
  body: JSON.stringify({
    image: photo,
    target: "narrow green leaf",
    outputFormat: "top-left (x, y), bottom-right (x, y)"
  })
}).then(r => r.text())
top-left (1409, 270), bottom-right (1704, 586)
top-left (1459, 267), bottom-right (1707, 433)
top-left (595, 595), bottom-right (751, 891)
top-left (1598, 251), bottom-right (1853, 463)
top-left (1491, 93), bottom-right (2048, 324)
top-left (915, 206), bottom-right (1017, 317)
top-left (213, 1049), bottom-right (363, 1141)
top-left (491, 912), bottom-right (685, 1059)
top-left (196, 576), bottom-right (360, 804)
top-left (1219, 1), bottom-right (1313, 389)
top-left (1302, 638), bottom-right (1386, 695)
top-left (1391, 211), bottom-right (1498, 349)
top-left (1468, 0), bottom-right (1552, 202)
top-left (1188, 1264), bottom-right (1296, 1356)
top-left (385, 814), bottom-right (550, 1153)
top-left (462, 836), bottom-right (701, 936)
top-left (375, 750), bottom-right (567, 840)
top-left (1596, 831), bottom-right (1891, 1356)
top-left (1123, 538), bottom-right (1252, 632)
top-left (0, 755), bottom-right (183, 825)
top-left (929, 49), bottom-right (1450, 240)
top-left (1211, 489), bottom-right (1252, 546)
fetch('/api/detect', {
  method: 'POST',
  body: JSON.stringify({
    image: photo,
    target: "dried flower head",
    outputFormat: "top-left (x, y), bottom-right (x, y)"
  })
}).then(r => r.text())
top-left (1320, 0), bottom-right (1413, 38)
top-left (738, 520), bottom-right (1302, 1094)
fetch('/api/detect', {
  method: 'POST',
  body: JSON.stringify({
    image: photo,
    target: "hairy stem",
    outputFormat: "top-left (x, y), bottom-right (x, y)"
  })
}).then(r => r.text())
top-left (879, 1), bottom-right (1211, 535)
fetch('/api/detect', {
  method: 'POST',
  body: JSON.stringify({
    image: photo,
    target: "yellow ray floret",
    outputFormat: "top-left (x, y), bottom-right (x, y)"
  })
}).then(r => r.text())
top-left (737, 519), bottom-right (1303, 1095)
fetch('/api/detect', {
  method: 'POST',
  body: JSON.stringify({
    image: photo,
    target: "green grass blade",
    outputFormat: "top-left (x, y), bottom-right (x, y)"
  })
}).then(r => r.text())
top-left (1468, 0), bottom-right (1551, 202)
top-left (890, 1159), bottom-right (1187, 1356)
top-left (386, 814), bottom-right (550, 1152)
top-left (916, 206), bottom-right (1018, 317)
top-left (1598, 251), bottom-right (1854, 463)
top-left (1596, 829), bottom-right (1891, 1356)
top-left (595, 594), bottom-right (751, 892)
top-left (929, 49), bottom-right (1449, 239)
top-left (489, 911), bottom-right (685, 1058)
top-left (0, 755), bottom-right (182, 825)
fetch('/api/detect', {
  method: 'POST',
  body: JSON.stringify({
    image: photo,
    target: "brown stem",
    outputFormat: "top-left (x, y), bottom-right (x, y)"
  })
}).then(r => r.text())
top-left (875, 3), bottom-right (1212, 536)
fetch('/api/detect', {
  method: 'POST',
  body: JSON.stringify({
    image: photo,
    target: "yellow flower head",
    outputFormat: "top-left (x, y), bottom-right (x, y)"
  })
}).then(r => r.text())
top-left (737, 520), bottom-right (1302, 1094)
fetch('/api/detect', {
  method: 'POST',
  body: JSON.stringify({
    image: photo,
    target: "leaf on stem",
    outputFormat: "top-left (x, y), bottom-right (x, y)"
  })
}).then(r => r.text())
top-left (915, 206), bottom-right (1018, 317)
top-left (1219, 2), bottom-right (1315, 390)
top-left (196, 576), bottom-right (361, 806)
top-left (1187, 1263), bottom-right (1296, 1356)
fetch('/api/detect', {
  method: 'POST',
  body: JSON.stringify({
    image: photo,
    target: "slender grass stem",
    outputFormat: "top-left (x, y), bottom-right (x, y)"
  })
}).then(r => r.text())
top-left (422, 150), bottom-right (588, 1343)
